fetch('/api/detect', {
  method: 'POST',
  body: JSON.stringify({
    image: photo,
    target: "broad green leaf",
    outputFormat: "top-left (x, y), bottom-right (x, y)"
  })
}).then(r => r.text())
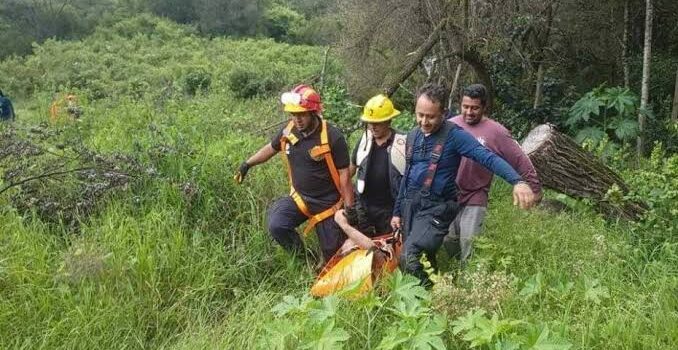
top-left (302, 320), bottom-right (350, 350)
top-left (519, 272), bottom-right (544, 299)
top-left (609, 117), bottom-right (638, 140)
top-left (386, 270), bottom-right (430, 307)
top-left (574, 127), bottom-right (606, 144)
top-left (262, 319), bottom-right (300, 350)
top-left (271, 295), bottom-right (302, 317)
top-left (308, 295), bottom-right (339, 323)
top-left (604, 87), bottom-right (637, 116)
top-left (463, 316), bottom-right (496, 348)
top-left (456, 312), bottom-right (521, 348)
top-left (524, 325), bottom-right (572, 350)
top-left (584, 278), bottom-right (609, 304)
top-left (409, 315), bottom-right (447, 350)
top-left (452, 309), bottom-right (487, 335)
top-left (567, 93), bottom-right (603, 126)
top-left (549, 279), bottom-right (575, 297)
top-left (377, 327), bottom-right (411, 350)
top-left (391, 297), bottom-right (430, 319)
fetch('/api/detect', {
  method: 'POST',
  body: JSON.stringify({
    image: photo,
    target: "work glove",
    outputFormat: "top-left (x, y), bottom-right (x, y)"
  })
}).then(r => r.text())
top-left (233, 161), bottom-right (250, 184)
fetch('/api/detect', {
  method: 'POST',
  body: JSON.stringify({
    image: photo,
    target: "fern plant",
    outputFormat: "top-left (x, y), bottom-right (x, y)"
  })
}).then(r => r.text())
top-left (259, 271), bottom-right (448, 349)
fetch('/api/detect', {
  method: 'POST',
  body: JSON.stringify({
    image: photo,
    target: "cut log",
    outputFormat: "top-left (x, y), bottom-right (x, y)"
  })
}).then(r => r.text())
top-left (521, 124), bottom-right (646, 220)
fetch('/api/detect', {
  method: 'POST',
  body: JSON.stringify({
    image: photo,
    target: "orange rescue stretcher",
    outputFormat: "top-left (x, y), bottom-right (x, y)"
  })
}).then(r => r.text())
top-left (310, 233), bottom-right (402, 297)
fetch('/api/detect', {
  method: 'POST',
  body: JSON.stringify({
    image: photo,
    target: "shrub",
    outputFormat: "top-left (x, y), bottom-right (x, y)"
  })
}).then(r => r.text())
top-left (625, 143), bottom-right (678, 241)
top-left (262, 4), bottom-right (305, 42)
top-left (227, 67), bottom-right (286, 99)
top-left (182, 68), bottom-right (212, 96)
top-left (321, 82), bottom-right (360, 132)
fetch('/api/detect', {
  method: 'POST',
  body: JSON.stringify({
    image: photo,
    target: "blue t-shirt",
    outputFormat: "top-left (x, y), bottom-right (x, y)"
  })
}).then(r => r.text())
top-left (393, 122), bottom-right (522, 216)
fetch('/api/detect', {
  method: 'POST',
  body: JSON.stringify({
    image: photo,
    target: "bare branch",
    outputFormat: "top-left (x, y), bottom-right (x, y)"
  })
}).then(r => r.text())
top-left (382, 17), bottom-right (449, 97)
top-left (0, 167), bottom-right (93, 195)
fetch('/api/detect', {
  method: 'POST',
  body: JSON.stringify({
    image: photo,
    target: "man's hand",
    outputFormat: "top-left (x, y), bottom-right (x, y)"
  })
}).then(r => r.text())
top-left (390, 216), bottom-right (401, 231)
top-left (512, 182), bottom-right (536, 209)
top-left (233, 161), bottom-right (250, 184)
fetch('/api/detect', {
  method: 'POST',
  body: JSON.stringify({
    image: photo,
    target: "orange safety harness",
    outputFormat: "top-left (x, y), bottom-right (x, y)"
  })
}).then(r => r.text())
top-left (280, 119), bottom-right (343, 235)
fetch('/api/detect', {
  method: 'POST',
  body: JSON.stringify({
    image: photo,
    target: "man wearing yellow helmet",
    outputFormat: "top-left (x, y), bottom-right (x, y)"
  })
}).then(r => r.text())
top-left (334, 94), bottom-right (406, 250)
top-left (234, 84), bottom-right (354, 262)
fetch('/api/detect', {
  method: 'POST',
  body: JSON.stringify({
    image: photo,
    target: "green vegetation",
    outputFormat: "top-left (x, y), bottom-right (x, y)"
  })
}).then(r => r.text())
top-left (1, 14), bottom-right (677, 350)
top-left (0, 0), bottom-right (338, 59)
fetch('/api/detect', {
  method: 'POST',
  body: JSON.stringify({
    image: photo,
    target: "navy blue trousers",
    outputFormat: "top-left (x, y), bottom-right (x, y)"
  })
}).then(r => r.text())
top-left (399, 191), bottom-right (459, 287)
top-left (267, 196), bottom-right (346, 262)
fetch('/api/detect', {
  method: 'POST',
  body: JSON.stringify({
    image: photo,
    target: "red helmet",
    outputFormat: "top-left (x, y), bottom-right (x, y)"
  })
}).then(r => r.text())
top-left (281, 84), bottom-right (322, 113)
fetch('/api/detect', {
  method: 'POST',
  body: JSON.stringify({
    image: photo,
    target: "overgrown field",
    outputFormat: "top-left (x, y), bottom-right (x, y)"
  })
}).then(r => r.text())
top-left (1, 16), bottom-right (677, 350)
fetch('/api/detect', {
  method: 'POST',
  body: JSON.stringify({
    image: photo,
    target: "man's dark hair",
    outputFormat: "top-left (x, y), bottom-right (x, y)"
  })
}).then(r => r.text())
top-left (416, 83), bottom-right (449, 112)
top-left (0, 90), bottom-right (4, 97)
top-left (461, 84), bottom-right (489, 106)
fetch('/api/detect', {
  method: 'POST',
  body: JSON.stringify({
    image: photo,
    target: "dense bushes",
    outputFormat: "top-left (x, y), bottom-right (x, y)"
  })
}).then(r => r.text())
top-left (625, 144), bottom-right (678, 240)
top-left (0, 0), bottom-right (338, 59)
top-left (227, 68), bottom-right (286, 99)
top-left (182, 69), bottom-right (212, 96)
top-left (0, 16), bottom-right (336, 102)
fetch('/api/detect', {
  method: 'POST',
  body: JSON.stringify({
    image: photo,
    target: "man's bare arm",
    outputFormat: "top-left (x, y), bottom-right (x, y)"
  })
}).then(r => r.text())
top-left (349, 164), bottom-right (357, 178)
top-left (334, 209), bottom-right (375, 250)
top-left (246, 143), bottom-right (277, 166)
top-left (338, 167), bottom-right (354, 207)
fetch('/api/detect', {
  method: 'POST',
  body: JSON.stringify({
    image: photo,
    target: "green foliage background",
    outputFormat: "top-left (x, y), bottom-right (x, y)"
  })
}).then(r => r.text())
top-left (0, 15), bottom-right (677, 350)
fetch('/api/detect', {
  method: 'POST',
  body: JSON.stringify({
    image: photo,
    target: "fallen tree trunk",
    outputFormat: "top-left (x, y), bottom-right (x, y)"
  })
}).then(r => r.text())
top-left (521, 124), bottom-right (646, 220)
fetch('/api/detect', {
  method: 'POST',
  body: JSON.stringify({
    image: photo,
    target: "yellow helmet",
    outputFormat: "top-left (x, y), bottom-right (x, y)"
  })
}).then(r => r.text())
top-left (361, 94), bottom-right (400, 123)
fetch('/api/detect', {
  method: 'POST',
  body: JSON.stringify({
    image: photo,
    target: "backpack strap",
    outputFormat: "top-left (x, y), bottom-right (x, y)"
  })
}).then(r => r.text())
top-left (403, 128), bottom-right (419, 181)
top-left (420, 121), bottom-right (454, 196)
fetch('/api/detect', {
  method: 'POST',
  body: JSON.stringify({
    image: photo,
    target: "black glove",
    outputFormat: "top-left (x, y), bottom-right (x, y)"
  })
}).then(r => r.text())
top-left (233, 161), bottom-right (250, 184)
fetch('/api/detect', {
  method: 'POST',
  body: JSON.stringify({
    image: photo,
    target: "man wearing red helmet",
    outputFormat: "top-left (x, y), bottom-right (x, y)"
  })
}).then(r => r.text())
top-left (235, 84), bottom-right (354, 262)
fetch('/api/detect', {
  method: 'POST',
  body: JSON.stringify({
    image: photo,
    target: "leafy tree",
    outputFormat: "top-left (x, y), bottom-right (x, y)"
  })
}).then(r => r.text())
top-left (262, 3), bottom-right (304, 42)
top-left (146, 0), bottom-right (196, 24)
top-left (194, 0), bottom-right (263, 36)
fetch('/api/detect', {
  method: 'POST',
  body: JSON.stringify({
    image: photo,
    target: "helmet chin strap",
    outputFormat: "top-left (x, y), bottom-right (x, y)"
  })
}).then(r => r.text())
top-left (300, 114), bottom-right (320, 136)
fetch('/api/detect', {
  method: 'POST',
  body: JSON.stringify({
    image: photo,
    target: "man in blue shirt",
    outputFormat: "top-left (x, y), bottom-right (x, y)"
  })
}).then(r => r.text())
top-left (0, 90), bottom-right (16, 121)
top-left (391, 83), bottom-right (535, 286)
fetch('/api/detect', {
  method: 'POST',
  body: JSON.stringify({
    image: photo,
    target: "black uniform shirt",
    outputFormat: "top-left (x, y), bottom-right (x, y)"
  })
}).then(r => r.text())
top-left (272, 118), bottom-right (350, 212)
top-left (352, 132), bottom-right (395, 208)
